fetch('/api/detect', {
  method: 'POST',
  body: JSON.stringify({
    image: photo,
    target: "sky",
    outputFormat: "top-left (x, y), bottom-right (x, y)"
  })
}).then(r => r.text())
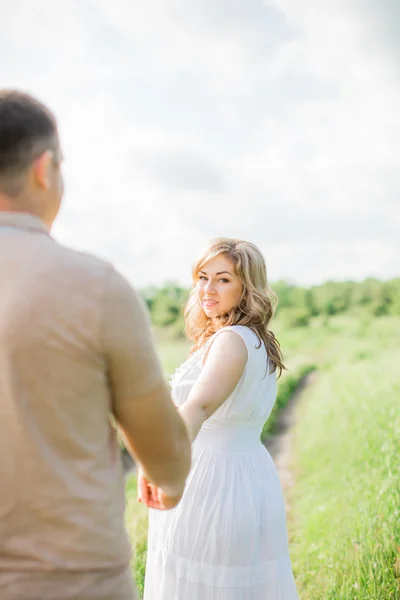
top-left (0, 0), bottom-right (399, 288)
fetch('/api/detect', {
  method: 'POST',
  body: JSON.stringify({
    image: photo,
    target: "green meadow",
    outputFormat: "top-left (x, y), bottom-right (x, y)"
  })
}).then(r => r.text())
top-left (124, 280), bottom-right (400, 599)
top-left (289, 316), bottom-right (399, 599)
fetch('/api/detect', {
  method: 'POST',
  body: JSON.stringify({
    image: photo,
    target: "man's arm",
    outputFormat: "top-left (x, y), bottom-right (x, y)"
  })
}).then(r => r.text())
top-left (102, 268), bottom-right (191, 498)
top-left (115, 382), bottom-right (190, 497)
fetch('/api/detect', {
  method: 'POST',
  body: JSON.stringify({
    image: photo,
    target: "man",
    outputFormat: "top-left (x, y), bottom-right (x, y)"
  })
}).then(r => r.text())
top-left (0, 90), bottom-right (191, 600)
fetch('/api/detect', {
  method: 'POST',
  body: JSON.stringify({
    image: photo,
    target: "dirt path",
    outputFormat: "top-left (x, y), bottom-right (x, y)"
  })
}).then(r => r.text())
top-left (263, 371), bottom-right (317, 512)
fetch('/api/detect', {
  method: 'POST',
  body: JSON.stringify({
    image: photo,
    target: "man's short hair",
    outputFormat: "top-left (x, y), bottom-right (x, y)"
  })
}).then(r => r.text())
top-left (0, 90), bottom-right (58, 196)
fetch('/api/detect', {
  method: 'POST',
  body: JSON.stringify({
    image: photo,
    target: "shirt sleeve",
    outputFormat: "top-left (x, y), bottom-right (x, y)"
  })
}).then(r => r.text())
top-left (101, 267), bottom-right (165, 408)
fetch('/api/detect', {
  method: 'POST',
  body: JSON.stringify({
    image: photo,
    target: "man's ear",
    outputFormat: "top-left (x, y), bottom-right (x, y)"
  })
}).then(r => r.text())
top-left (32, 151), bottom-right (53, 190)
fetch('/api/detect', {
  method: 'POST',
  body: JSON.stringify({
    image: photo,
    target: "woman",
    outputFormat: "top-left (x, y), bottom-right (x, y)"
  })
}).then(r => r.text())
top-left (138, 238), bottom-right (299, 599)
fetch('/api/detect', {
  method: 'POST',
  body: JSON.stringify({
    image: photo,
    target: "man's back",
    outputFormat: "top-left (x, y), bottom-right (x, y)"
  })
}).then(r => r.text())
top-left (0, 90), bottom-right (191, 600)
top-left (0, 212), bottom-right (166, 598)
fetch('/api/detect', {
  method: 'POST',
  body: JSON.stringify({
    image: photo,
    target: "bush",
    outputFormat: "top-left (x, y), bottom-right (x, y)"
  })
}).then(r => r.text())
top-left (284, 309), bottom-right (311, 328)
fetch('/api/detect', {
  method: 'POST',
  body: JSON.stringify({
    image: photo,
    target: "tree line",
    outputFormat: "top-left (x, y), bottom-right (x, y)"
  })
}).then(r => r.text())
top-left (142, 277), bottom-right (400, 336)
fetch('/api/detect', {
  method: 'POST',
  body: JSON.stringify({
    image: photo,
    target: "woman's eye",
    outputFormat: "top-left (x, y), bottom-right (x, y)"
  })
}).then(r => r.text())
top-left (219, 278), bottom-right (229, 283)
top-left (198, 276), bottom-right (207, 281)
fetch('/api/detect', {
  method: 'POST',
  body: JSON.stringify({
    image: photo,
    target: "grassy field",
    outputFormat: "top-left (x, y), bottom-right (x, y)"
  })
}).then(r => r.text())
top-left (289, 316), bottom-right (400, 599)
top-left (125, 476), bottom-right (148, 598)
top-left (125, 315), bottom-right (400, 599)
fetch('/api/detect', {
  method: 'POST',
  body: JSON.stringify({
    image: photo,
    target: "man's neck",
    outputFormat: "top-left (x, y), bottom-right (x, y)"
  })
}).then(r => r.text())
top-left (0, 193), bottom-right (40, 219)
top-left (0, 191), bottom-right (26, 212)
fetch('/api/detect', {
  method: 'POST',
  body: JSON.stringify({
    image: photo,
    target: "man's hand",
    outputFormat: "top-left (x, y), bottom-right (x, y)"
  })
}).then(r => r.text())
top-left (137, 468), bottom-right (184, 510)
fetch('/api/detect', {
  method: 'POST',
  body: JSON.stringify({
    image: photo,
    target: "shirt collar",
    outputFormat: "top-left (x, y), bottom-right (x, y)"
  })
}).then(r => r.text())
top-left (0, 212), bottom-right (49, 234)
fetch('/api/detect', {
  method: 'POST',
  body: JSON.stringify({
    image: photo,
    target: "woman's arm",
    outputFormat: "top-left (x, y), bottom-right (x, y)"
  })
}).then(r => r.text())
top-left (178, 330), bottom-right (248, 443)
top-left (138, 330), bottom-right (247, 509)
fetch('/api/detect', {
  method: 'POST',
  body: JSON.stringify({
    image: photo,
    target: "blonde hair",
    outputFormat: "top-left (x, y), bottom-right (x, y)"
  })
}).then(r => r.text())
top-left (184, 237), bottom-right (285, 377)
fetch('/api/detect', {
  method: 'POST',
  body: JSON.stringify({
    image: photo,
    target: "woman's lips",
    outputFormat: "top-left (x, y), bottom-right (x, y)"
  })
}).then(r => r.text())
top-left (204, 299), bottom-right (218, 307)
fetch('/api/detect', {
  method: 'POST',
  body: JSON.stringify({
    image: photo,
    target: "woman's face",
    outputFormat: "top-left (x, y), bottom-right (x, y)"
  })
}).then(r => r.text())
top-left (196, 254), bottom-right (243, 319)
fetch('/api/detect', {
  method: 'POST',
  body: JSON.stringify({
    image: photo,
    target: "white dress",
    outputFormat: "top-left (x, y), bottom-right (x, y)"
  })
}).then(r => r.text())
top-left (144, 325), bottom-right (298, 600)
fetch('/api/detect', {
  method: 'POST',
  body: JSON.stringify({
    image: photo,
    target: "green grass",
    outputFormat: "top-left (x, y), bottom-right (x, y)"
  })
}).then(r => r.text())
top-left (290, 317), bottom-right (400, 599)
top-left (156, 338), bottom-right (191, 377)
top-left (125, 476), bottom-right (149, 599)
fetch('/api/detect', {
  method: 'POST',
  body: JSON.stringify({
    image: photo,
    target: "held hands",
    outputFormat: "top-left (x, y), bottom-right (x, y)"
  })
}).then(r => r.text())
top-left (137, 468), bottom-right (183, 510)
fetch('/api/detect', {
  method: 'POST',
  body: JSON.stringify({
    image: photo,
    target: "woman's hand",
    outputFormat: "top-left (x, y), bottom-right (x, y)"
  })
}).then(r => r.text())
top-left (137, 468), bottom-right (184, 510)
top-left (137, 467), bottom-right (158, 506)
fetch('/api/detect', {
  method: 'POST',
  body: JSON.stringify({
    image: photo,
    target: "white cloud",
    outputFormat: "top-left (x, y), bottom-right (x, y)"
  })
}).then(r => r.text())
top-left (0, 0), bottom-right (398, 287)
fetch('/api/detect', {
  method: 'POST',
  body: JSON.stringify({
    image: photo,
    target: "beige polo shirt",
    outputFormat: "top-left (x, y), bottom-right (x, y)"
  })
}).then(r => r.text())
top-left (0, 212), bottom-right (164, 599)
